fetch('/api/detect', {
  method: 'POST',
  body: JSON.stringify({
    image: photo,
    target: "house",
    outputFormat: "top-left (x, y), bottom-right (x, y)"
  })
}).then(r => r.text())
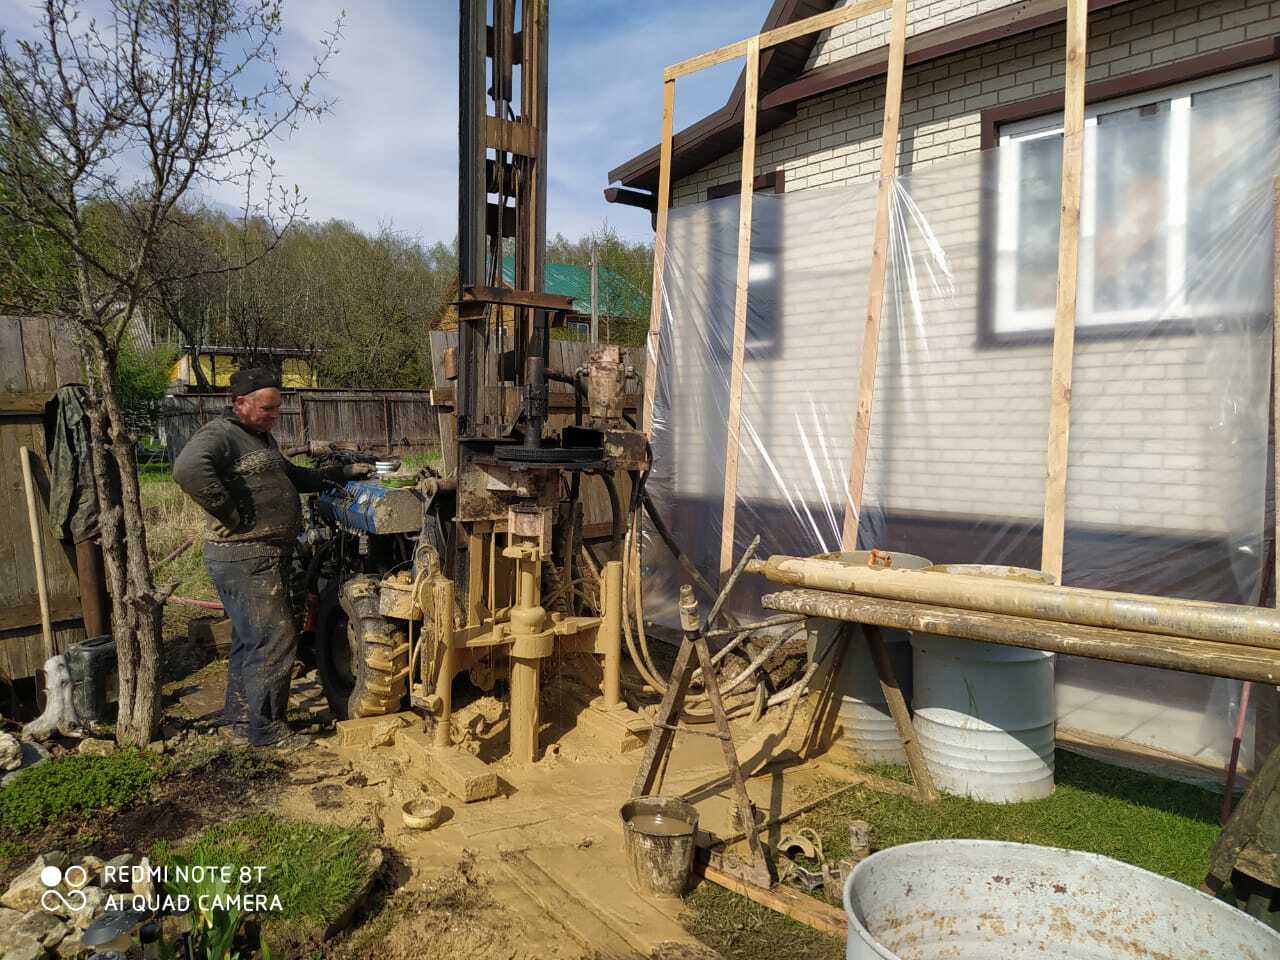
top-left (169, 345), bottom-right (319, 391)
top-left (433, 257), bottom-right (648, 342)
top-left (606, 0), bottom-right (1279, 772)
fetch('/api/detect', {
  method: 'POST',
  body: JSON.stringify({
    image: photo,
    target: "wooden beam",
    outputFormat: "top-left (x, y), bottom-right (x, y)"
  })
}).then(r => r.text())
top-left (696, 861), bottom-right (847, 938)
top-left (641, 78), bottom-right (676, 439)
top-left (865, 625), bottom-right (937, 801)
top-left (840, 0), bottom-right (909, 549)
top-left (664, 0), bottom-right (892, 80)
top-left (719, 37), bottom-right (761, 581)
top-left (460, 284), bottom-right (572, 312)
top-left (1040, 0), bottom-right (1088, 581)
top-left (0, 391), bottom-right (48, 416)
top-left (761, 590), bottom-right (1280, 685)
top-left (0, 595), bottom-right (83, 634)
top-left (482, 115), bottom-right (537, 157)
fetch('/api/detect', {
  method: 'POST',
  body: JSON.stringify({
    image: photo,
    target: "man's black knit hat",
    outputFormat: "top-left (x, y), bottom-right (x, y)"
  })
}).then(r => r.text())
top-left (229, 367), bottom-right (281, 397)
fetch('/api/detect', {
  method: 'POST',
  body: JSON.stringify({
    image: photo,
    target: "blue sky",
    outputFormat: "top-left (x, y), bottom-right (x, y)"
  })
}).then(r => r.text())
top-left (1, 0), bottom-right (774, 245)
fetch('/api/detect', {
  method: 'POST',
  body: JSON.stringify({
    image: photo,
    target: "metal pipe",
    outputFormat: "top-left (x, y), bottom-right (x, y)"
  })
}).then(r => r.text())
top-left (601, 560), bottom-right (623, 708)
top-left (748, 556), bottom-right (1280, 651)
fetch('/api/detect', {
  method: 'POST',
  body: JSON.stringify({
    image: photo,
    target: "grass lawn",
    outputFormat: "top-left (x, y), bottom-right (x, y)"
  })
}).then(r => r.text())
top-left (152, 814), bottom-right (378, 946)
top-left (683, 749), bottom-right (1222, 960)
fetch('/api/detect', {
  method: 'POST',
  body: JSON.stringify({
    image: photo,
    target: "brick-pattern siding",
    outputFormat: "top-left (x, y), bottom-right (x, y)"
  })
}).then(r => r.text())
top-left (673, 0), bottom-right (1280, 204)
top-left (658, 0), bottom-right (1272, 541)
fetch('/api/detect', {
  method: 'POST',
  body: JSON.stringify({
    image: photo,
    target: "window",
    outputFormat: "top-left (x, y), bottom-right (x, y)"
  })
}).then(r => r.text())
top-left (992, 64), bottom-right (1280, 339)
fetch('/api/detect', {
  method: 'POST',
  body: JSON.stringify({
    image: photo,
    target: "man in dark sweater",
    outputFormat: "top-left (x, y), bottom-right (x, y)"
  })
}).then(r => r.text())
top-left (174, 367), bottom-right (371, 749)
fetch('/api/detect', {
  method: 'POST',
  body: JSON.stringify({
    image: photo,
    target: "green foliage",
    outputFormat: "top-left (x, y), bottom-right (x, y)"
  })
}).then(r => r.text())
top-left (116, 342), bottom-right (179, 425)
top-left (158, 852), bottom-right (250, 960)
top-left (152, 815), bottom-right (376, 926)
top-left (0, 750), bottom-right (172, 835)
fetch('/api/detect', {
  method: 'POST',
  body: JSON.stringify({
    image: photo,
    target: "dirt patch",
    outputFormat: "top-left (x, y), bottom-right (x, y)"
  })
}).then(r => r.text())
top-left (320, 861), bottom-right (584, 960)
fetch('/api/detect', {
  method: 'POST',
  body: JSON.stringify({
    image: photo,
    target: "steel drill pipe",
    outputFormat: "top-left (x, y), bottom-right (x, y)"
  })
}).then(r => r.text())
top-left (745, 556), bottom-right (1280, 651)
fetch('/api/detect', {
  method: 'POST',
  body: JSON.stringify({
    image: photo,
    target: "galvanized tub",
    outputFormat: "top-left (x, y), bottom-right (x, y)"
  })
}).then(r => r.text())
top-left (843, 839), bottom-right (1280, 960)
top-left (814, 551), bottom-right (931, 767)
top-left (911, 564), bottom-right (1056, 803)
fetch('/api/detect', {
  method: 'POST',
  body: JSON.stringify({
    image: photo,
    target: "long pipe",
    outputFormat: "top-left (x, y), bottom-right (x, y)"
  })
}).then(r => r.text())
top-left (747, 556), bottom-right (1280, 651)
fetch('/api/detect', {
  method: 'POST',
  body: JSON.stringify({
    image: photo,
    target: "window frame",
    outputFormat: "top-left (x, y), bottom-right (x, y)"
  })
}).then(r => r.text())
top-left (977, 41), bottom-right (1280, 348)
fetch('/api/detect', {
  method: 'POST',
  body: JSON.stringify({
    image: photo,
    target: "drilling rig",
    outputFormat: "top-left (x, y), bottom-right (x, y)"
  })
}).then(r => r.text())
top-left (300, 0), bottom-right (649, 770)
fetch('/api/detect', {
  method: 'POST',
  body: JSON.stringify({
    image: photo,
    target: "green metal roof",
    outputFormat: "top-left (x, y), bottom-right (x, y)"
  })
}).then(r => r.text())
top-left (501, 256), bottom-right (647, 319)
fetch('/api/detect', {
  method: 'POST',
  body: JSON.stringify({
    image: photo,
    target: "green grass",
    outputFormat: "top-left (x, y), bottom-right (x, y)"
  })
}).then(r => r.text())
top-left (152, 815), bottom-right (377, 925)
top-left (0, 750), bottom-right (172, 835)
top-left (683, 751), bottom-right (1222, 960)
top-left (791, 750), bottom-right (1220, 889)
top-left (685, 883), bottom-right (845, 960)
top-left (400, 449), bottom-right (442, 471)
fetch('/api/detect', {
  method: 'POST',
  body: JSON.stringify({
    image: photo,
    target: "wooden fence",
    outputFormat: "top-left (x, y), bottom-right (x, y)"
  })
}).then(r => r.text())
top-left (160, 388), bottom-right (440, 461)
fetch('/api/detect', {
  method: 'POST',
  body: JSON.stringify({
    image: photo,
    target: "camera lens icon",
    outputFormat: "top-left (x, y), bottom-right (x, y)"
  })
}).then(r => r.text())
top-left (39, 863), bottom-right (89, 914)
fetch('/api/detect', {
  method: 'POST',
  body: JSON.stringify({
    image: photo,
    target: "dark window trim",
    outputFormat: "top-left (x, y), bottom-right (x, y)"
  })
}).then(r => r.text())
top-left (705, 169), bottom-right (786, 201)
top-left (976, 38), bottom-right (1280, 349)
top-left (979, 37), bottom-right (1280, 149)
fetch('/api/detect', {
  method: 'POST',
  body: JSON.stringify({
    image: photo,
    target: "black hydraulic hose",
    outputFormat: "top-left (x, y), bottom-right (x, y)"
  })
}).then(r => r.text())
top-left (602, 473), bottom-right (624, 547)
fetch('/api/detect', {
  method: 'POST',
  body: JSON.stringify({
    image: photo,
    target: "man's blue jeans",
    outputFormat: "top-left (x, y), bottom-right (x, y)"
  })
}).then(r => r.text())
top-left (205, 549), bottom-right (297, 746)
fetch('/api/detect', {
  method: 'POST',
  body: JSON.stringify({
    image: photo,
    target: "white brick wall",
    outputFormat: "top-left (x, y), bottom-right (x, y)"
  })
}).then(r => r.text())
top-left (657, 0), bottom-right (1272, 538)
top-left (673, 0), bottom-right (1280, 205)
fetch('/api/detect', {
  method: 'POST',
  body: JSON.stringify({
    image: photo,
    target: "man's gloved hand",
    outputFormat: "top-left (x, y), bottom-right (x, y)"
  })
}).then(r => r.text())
top-left (341, 462), bottom-right (376, 480)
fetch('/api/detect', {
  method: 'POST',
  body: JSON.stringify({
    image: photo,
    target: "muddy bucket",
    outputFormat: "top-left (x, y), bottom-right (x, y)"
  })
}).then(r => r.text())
top-left (843, 839), bottom-right (1280, 959)
top-left (620, 796), bottom-right (699, 898)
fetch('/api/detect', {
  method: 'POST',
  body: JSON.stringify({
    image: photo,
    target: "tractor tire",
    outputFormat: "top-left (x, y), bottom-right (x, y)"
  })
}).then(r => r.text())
top-left (315, 576), bottom-right (410, 721)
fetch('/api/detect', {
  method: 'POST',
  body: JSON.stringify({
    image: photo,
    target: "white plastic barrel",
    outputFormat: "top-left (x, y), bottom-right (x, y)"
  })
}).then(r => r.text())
top-left (910, 564), bottom-right (1055, 803)
top-left (812, 551), bottom-right (930, 767)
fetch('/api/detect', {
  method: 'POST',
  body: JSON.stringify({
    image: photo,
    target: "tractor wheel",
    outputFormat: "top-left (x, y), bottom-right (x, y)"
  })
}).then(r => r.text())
top-left (315, 576), bottom-right (410, 720)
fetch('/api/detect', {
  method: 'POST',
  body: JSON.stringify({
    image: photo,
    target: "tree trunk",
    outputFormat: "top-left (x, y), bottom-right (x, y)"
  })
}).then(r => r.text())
top-left (81, 332), bottom-right (163, 747)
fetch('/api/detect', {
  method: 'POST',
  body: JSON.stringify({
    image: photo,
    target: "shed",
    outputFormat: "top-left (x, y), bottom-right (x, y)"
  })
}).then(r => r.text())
top-left (0, 317), bottom-right (87, 680)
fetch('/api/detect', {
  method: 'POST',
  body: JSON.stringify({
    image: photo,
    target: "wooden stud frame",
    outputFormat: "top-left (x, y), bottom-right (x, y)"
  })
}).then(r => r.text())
top-left (638, 0), bottom-right (901, 581)
top-left (1040, 0), bottom-right (1088, 581)
top-left (641, 0), bottom-right (1092, 580)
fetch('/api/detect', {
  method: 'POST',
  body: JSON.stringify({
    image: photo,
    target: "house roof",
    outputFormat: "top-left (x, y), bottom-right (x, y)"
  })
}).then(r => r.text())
top-left (500, 257), bottom-right (647, 319)
top-left (605, 0), bottom-right (1134, 201)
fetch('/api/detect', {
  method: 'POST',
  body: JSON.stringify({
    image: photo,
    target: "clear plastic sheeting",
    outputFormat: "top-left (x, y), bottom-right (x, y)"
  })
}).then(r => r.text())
top-left (644, 88), bottom-right (1280, 772)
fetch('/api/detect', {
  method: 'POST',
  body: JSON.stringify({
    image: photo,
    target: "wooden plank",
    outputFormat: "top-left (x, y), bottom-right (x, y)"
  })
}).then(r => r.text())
top-left (696, 861), bottom-right (847, 938)
top-left (664, 0), bottom-right (892, 80)
top-left (502, 854), bottom-right (642, 960)
top-left (1040, 0), bottom-right (1088, 581)
top-left (482, 115), bottom-right (537, 158)
top-left (718, 36), bottom-right (761, 582)
top-left (0, 595), bottom-right (83, 633)
top-left (865, 624), bottom-right (937, 801)
top-left (0, 392), bottom-right (51, 416)
top-left (461, 284), bottom-right (572, 312)
top-left (761, 590), bottom-right (1280, 685)
top-left (840, 0), bottom-right (909, 550)
top-left (641, 79), bottom-right (676, 438)
top-left (52, 321), bottom-right (81, 385)
top-left (20, 317), bottom-right (56, 393)
top-left (1262, 176), bottom-right (1280, 762)
top-left (0, 318), bottom-right (27, 392)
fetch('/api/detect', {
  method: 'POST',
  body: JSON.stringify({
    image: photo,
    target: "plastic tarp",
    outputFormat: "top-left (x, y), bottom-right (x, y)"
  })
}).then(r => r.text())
top-left (644, 86), bottom-right (1279, 772)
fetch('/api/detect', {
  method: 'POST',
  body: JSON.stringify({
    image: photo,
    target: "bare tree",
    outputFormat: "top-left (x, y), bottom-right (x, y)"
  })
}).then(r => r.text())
top-left (0, 0), bottom-right (341, 746)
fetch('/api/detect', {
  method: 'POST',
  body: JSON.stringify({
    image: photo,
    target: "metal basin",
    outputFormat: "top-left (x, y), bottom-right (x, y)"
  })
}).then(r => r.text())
top-left (843, 839), bottom-right (1280, 959)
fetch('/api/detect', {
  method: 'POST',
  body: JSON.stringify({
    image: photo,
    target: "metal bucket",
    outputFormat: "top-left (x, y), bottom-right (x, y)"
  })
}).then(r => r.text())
top-left (813, 551), bottom-right (931, 767)
top-left (843, 839), bottom-right (1280, 959)
top-left (911, 564), bottom-right (1055, 803)
top-left (620, 796), bottom-right (699, 898)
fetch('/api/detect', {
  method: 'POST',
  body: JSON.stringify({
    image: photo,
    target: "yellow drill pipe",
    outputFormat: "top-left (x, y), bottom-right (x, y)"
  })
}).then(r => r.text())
top-left (746, 556), bottom-right (1280, 652)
